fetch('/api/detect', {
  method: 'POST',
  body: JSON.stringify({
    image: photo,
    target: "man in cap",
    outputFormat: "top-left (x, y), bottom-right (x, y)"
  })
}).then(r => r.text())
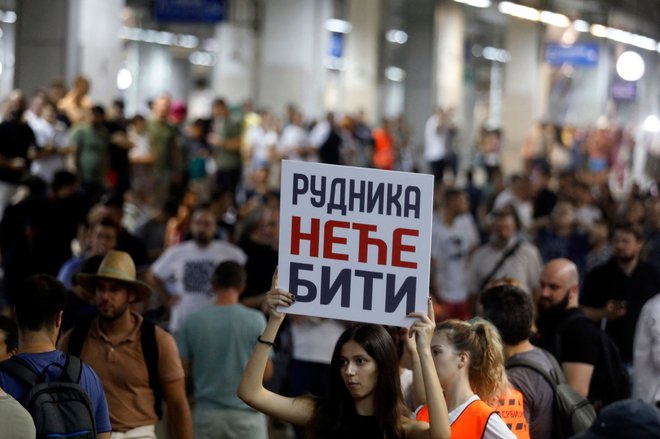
top-left (59, 250), bottom-right (192, 439)
top-left (570, 399), bottom-right (660, 439)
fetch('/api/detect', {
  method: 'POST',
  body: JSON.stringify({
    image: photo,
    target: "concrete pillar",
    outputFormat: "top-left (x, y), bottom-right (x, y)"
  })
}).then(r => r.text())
top-left (501, 19), bottom-right (541, 173)
top-left (14, 0), bottom-right (71, 94)
top-left (256, 0), bottom-right (331, 118)
top-left (76, 0), bottom-right (124, 105)
top-left (342, 0), bottom-right (380, 123)
top-left (211, 23), bottom-right (256, 103)
top-left (401, 0), bottom-right (434, 157)
top-left (434, 1), bottom-right (465, 114)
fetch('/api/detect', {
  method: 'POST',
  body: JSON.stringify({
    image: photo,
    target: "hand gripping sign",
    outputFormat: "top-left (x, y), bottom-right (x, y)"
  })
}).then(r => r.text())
top-left (278, 160), bottom-right (434, 327)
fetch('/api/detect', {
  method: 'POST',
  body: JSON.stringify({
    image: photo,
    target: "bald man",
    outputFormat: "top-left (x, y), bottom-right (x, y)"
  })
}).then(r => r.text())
top-left (534, 258), bottom-right (602, 399)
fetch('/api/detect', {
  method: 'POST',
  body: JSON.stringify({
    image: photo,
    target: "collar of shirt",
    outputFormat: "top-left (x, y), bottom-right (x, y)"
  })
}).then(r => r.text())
top-left (90, 312), bottom-right (143, 347)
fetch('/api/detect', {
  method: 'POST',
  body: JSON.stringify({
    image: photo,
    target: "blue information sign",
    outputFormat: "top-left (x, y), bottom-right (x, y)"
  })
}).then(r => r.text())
top-left (545, 43), bottom-right (599, 67)
top-left (155, 0), bottom-right (226, 23)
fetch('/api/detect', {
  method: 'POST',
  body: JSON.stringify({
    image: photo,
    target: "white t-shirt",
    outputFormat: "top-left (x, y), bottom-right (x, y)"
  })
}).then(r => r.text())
top-left (431, 213), bottom-right (479, 303)
top-left (246, 125), bottom-right (278, 167)
top-left (449, 395), bottom-right (516, 439)
top-left (278, 124), bottom-right (310, 161)
top-left (424, 115), bottom-right (447, 162)
top-left (26, 112), bottom-right (70, 183)
top-left (291, 318), bottom-right (345, 364)
top-left (151, 240), bottom-right (247, 333)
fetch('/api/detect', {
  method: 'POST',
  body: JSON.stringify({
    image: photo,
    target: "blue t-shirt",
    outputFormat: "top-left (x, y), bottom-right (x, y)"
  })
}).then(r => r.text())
top-left (0, 350), bottom-right (111, 433)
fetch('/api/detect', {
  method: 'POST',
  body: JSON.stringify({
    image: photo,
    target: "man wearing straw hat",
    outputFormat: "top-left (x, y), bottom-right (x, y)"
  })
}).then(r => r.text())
top-left (59, 250), bottom-right (192, 439)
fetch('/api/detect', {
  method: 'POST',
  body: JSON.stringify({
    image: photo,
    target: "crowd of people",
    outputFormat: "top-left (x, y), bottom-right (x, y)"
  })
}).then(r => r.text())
top-left (0, 74), bottom-right (659, 439)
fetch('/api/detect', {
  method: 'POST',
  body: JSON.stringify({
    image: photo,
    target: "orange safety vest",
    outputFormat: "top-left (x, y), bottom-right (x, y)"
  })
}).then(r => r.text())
top-left (491, 388), bottom-right (530, 439)
top-left (416, 399), bottom-right (495, 438)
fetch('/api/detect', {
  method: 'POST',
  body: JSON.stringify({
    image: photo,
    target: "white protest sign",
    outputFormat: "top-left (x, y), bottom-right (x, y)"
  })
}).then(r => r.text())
top-left (278, 160), bottom-right (434, 327)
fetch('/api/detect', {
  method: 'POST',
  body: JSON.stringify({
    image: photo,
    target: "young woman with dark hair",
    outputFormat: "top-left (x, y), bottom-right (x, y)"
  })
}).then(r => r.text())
top-left (238, 285), bottom-right (450, 439)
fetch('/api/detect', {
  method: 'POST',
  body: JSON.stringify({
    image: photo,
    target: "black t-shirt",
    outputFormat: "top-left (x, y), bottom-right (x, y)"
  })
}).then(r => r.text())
top-left (536, 308), bottom-right (601, 366)
top-left (0, 120), bottom-right (35, 184)
top-left (580, 257), bottom-right (660, 363)
top-left (239, 237), bottom-right (278, 299)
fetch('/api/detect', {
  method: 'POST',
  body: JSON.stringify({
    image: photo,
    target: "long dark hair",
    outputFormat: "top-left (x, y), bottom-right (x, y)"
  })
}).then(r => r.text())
top-left (306, 324), bottom-right (406, 439)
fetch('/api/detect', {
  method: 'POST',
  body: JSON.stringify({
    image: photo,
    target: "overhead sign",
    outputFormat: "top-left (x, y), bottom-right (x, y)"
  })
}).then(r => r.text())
top-left (155, 0), bottom-right (225, 23)
top-left (278, 160), bottom-right (434, 327)
top-left (545, 43), bottom-right (599, 67)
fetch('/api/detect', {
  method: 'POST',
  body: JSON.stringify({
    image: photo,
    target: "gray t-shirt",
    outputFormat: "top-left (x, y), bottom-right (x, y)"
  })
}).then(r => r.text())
top-left (507, 347), bottom-right (556, 439)
top-left (0, 392), bottom-right (36, 438)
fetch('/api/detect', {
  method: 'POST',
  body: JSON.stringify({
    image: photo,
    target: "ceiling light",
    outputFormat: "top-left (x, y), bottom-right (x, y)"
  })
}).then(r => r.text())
top-left (616, 51), bottom-right (645, 82)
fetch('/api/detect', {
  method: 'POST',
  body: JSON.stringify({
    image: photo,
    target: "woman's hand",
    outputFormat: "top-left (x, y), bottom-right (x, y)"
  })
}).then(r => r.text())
top-left (407, 297), bottom-right (436, 351)
top-left (263, 268), bottom-right (295, 321)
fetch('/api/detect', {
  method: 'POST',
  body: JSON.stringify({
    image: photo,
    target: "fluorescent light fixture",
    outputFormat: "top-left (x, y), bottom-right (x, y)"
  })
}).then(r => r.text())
top-left (156, 31), bottom-right (175, 45)
top-left (325, 19), bottom-right (352, 34)
top-left (189, 51), bottom-right (216, 66)
top-left (177, 35), bottom-right (199, 49)
top-left (616, 51), bottom-right (645, 81)
top-left (454, 0), bottom-right (491, 8)
top-left (643, 115), bottom-right (660, 133)
top-left (384, 66), bottom-right (406, 82)
top-left (498, 2), bottom-right (540, 21)
top-left (590, 24), bottom-right (608, 38)
top-left (483, 46), bottom-right (511, 62)
top-left (573, 20), bottom-right (589, 32)
top-left (630, 34), bottom-right (656, 51)
top-left (116, 68), bottom-right (133, 90)
top-left (385, 29), bottom-right (408, 44)
top-left (1, 10), bottom-right (17, 23)
top-left (324, 57), bottom-right (346, 71)
top-left (607, 28), bottom-right (632, 44)
top-left (540, 11), bottom-right (570, 27)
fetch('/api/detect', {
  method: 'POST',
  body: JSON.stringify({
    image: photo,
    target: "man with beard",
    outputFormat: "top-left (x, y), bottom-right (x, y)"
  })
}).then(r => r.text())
top-left (467, 206), bottom-right (542, 312)
top-left (148, 205), bottom-right (247, 333)
top-left (59, 251), bottom-right (192, 439)
top-left (534, 258), bottom-right (601, 399)
top-left (580, 222), bottom-right (660, 366)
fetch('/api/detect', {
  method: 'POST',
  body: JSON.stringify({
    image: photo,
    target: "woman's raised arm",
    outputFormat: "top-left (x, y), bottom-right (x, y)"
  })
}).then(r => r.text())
top-left (406, 298), bottom-right (451, 439)
top-left (237, 284), bottom-right (316, 426)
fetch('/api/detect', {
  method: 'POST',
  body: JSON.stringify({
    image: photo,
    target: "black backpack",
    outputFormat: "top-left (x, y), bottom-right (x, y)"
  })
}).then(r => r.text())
top-left (556, 313), bottom-right (630, 410)
top-left (0, 354), bottom-right (97, 439)
top-left (68, 318), bottom-right (163, 419)
top-left (506, 349), bottom-right (596, 439)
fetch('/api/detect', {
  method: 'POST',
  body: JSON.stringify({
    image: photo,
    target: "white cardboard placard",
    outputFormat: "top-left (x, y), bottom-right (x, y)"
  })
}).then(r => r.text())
top-left (278, 160), bottom-right (434, 327)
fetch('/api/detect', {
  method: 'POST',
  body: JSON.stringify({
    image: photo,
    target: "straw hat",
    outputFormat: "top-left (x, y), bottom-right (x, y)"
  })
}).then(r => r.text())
top-left (77, 250), bottom-right (151, 299)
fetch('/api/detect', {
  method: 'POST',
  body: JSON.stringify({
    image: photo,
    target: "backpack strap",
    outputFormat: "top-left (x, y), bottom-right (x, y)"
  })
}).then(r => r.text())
top-left (0, 356), bottom-right (39, 388)
top-left (62, 355), bottom-right (83, 384)
top-left (478, 239), bottom-right (523, 292)
top-left (505, 356), bottom-right (559, 391)
top-left (68, 319), bottom-right (94, 357)
top-left (140, 319), bottom-right (163, 420)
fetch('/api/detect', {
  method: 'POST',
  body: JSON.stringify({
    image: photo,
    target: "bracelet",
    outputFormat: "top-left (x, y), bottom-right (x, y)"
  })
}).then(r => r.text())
top-left (257, 336), bottom-right (276, 348)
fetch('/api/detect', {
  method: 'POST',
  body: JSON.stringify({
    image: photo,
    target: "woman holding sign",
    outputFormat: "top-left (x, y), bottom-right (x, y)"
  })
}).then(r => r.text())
top-left (413, 319), bottom-right (516, 438)
top-left (238, 285), bottom-right (451, 439)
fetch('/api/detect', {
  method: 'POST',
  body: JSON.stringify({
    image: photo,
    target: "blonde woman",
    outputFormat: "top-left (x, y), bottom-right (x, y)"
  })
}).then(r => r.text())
top-left (414, 319), bottom-right (516, 438)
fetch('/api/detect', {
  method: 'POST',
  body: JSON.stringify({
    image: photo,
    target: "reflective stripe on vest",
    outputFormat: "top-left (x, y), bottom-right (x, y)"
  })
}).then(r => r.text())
top-left (493, 388), bottom-right (530, 439)
top-left (416, 400), bottom-right (495, 438)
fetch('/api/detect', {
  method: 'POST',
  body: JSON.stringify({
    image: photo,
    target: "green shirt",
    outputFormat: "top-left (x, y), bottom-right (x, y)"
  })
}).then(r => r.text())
top-left (147, 120), bottom-right (178, 172)
top-left (0, 393), bottom-right (36, 438)
top-left (177, 304), bottom-right (266, 410)
top-left (213, 116), bottom-right (243, 171)
top-left (72, 124), bottom-right (109, 184)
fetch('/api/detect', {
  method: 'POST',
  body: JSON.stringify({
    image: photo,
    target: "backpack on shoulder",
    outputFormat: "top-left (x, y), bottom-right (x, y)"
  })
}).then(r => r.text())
top-left (0, 354), bottom-right (97, 439)
top-left (506, 350), bottom-right (596, 439)
top-left (68, 317), bottom-right (163, 418)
